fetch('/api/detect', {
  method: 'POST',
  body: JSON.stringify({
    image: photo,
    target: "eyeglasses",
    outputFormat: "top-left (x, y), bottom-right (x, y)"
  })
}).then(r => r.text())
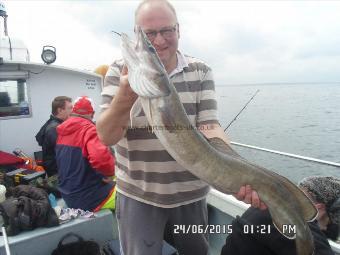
top-left (144, 24), bottom-right (177, 41)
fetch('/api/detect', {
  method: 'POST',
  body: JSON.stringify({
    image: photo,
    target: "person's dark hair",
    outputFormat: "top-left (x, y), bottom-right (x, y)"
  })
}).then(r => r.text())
top-left (51, 96), bottom-right (72, 115)
top-left (135, 0), bottom-right (178, 24)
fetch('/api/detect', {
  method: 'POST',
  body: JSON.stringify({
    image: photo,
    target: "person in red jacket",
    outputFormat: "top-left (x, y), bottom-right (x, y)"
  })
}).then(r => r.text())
top-left (56, 96), bottom-right (115, 211)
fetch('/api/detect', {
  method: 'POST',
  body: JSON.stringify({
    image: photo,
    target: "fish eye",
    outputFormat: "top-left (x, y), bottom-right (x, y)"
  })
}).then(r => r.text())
top-left (148, 45), bottom-right (156, 54)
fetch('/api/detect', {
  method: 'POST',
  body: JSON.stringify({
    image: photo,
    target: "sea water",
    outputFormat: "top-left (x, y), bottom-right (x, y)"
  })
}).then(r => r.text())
top-left (216, 83), bottom-right (340, 183)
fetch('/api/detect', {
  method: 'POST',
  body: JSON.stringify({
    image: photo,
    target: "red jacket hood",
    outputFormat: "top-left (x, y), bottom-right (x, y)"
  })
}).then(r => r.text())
top-left (57, 116), bottom-right (94, 136)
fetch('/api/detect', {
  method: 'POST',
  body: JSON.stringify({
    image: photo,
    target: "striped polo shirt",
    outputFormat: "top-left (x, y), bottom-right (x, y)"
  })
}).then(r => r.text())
top-left (101, 51), bottom-right (219, 208)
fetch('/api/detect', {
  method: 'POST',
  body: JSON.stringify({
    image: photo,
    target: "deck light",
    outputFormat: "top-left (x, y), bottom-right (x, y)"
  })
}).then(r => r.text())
top-left (41, 46), bottom-right (56, 64)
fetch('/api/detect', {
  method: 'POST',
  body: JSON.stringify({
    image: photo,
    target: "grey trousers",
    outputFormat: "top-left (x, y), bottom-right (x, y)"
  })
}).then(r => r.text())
top-left (116, 192), bottom-right (209, 255)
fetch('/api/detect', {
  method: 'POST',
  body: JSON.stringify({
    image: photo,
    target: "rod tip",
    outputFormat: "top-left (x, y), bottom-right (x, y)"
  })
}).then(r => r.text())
top-left (111, 30), bottom-right (122, 36)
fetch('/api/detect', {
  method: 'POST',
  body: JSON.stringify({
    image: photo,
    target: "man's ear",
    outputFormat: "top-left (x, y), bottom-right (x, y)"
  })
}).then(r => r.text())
top-left (56, 107), bottom-right (62, 115)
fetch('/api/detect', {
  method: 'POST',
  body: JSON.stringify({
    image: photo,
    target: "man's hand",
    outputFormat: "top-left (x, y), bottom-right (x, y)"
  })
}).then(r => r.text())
top-left (117, 65), bottom-right (138, 103)
top-left (234, 185), bottom-right (267, 210)
top-left (96, 65), bottom-right (138, 145)
top-left (102, 176), bottom-right (114, 184)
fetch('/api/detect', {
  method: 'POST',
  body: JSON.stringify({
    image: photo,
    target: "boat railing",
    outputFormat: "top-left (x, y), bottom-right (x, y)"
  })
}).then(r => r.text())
top-left (231, 141), bottom-right (340, 168)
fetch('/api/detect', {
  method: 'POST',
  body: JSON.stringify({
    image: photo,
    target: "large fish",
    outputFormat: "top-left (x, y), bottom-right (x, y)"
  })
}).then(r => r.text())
top-left (120, 27), bottom-right (317, 255)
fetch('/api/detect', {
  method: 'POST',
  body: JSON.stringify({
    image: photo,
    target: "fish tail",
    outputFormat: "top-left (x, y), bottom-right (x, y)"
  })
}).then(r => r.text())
top-left (295, 222), bottom-right (314, 255)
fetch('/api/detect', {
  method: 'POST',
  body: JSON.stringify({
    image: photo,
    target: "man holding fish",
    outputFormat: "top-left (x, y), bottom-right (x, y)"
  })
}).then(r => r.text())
top-left (96, 1), bottom-right (310, 254)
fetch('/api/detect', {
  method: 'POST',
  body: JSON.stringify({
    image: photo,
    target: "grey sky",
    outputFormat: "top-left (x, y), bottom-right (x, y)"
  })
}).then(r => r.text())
top-left (4, 0), bottom-right (340, 84)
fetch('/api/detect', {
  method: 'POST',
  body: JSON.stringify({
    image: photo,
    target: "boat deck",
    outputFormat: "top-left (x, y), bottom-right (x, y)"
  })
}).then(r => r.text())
top-left (0, 209), bottom-right (117, 255)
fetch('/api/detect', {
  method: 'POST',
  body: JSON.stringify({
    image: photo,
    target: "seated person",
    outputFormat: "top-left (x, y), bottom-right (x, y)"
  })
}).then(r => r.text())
top-left (221, 176), bottom-right (339, 255)
top-left (56, 96), bottom-right (115, 211)
top-left (36, 96), bottom-right (73, 177)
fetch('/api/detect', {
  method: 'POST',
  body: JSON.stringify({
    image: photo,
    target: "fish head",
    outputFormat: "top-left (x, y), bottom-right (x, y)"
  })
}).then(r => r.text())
top-left (120, 26), bottom-right (171, 98)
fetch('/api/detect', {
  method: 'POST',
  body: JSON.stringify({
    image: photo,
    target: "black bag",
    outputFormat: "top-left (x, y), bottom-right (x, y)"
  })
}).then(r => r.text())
top-left (102, 239), bottom-right (178, 255)
top-left (51, 233), bottom-right (102, 255)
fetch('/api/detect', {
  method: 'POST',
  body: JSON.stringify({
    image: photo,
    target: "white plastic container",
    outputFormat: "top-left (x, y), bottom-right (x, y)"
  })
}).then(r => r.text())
top-left (0, 184), bottom-right (6, 203)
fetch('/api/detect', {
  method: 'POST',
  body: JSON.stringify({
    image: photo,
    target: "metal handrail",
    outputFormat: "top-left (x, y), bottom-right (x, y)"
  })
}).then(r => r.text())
top-left (2, 227), bottom-right (11, 255)
top-left (231, 141), bottom-right (340, 168)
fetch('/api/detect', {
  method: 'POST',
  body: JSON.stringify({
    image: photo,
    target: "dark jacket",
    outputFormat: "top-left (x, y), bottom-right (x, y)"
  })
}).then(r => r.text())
top-left (56, 116), bottom-right (115, 211)
top-left (0, 185), bottom-right (59, 236)
top-left (221, 207), bottom-right (334, 255)
top-left (35, 115), bottom-right (63, 176)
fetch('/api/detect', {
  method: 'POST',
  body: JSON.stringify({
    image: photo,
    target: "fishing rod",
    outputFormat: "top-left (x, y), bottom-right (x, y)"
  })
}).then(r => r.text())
top-left (111, 30), bottom-right (121, 36)
top-left (224, 89), bottom-right (260, 132)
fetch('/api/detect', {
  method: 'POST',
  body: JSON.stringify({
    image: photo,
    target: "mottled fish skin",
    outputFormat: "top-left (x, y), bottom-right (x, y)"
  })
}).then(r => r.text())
top-left (121, 27), bottom-right (317, 255)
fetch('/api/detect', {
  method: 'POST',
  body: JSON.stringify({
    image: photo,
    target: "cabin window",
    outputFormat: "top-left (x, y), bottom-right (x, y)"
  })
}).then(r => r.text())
top-left (0, 79), bottom-right (31, 119)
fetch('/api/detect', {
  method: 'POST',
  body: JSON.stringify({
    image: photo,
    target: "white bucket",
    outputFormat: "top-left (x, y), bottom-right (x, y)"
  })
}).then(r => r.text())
top-left (0, 184), bottom-right (6, 203)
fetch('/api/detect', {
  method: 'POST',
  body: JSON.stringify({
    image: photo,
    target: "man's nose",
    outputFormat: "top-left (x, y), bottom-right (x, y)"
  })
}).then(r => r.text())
top-left (153, 32), bottom-right (166, 45)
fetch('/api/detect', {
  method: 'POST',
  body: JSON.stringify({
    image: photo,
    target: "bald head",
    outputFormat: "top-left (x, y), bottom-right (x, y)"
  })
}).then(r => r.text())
top-left (135, 0), bottom-right (178, 26)
top-left (134, 0), bottom-right (180, 73)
